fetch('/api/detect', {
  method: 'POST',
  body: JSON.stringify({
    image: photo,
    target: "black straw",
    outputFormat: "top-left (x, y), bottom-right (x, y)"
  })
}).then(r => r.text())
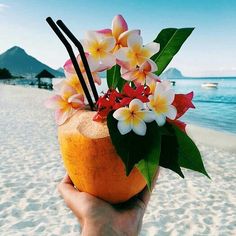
top-left (46, 17), bottom-right (94, 110)
top-left (56, 20), bottom-right (99, 102)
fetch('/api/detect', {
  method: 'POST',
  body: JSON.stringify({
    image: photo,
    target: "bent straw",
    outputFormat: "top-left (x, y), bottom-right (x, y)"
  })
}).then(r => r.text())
top-left (46, 17), bottom-right (94, 110)
top-left (56, 20), bottom-right (99, 102)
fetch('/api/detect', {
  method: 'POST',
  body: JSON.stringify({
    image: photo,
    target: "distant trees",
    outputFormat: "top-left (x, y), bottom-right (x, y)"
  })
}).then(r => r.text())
top-left (0, 68), bottom-right (13, 79)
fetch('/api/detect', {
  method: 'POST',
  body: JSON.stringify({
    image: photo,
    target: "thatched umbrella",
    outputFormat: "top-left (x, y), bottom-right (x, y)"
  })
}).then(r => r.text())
top-left (35, 69), bottom-right (55, 79)
top-left (36, 70), bottom-right (55, 89)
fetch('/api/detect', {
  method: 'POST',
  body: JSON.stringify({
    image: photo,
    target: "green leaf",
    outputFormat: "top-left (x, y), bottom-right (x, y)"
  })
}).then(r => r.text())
top-left (107, 113), bottom-right (161, 182)
top-left (106, 65), bottom-right (126, 91)
top-left (151, 28), bottom-right (194, 75)
top-left (107, 65), bottom-right (120, 89)
top-left (117, 77), bottom-right (127, 92)
top-left (159, 123), bottom-right (184, 178)
top-left (136, 132), bottom-right (161, 190)
top-left (173, 125), bottom-right (210, 178)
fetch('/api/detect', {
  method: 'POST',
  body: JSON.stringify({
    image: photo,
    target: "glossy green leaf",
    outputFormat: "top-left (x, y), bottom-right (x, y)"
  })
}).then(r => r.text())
top-left (117, 77), bottom-right (127, 92)
top-left (159, 124), bottom-right (184, 178)
top-left (151, 28), bottom-right (194, 75)
top-left (107, 65), bottom-right (123, 89)
top-left (136, 131), bottom-right (161, 190)
top-left (107, 113), bottom-right (161, 182)
top-left (173, 125), bottom-right (210, 178)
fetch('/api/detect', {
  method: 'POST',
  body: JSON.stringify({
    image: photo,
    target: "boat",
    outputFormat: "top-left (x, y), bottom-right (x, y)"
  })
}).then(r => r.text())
top-left (201, 82), bottom-right (218, 88)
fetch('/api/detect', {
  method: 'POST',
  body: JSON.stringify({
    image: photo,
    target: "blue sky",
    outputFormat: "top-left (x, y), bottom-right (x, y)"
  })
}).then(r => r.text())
top-left (0, 0), bottom-right (235, 76)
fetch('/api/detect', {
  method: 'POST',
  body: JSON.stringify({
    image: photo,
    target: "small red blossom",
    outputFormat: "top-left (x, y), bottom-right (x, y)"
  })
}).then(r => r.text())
top-left (172, 92), bottom-right (195, 119)
top-left (93, 83), bottom-right (151, 122)
top-left (93, 89), bottom-right (124, 121)
top-left (121, 83), bottom-right (150, 106)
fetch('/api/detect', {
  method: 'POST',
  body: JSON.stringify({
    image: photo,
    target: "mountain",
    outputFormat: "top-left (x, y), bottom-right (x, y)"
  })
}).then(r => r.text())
top-left (160, 68), bottom-right (184, 80)
top-left (0, 46), bottom-right (64, 77)
top-left (57, 67), bottom-right (64, 74)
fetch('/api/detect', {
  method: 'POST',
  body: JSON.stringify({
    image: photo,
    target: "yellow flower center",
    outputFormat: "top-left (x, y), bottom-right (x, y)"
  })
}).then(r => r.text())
top-left (123, 105), bottom-right (144, 126)
top-left (151, 95), bottom-right (168, 114)
top-left (88, 40), bottom-right (108, 59)
top-left (126, 44), bottom-right (152, 67)
top-left (66, 75), bottom-right (83, 94)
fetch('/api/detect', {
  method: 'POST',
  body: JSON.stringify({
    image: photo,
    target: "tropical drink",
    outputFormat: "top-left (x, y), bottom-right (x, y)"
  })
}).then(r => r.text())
top-left (58, 110), bottom-right (146, 204)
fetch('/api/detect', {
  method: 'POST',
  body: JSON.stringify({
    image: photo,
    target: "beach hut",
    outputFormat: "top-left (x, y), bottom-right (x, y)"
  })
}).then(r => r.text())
top-left (35, 70), bottom-right (55, 89)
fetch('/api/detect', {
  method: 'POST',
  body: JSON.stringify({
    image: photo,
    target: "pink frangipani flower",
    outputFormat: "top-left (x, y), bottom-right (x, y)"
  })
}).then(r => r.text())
top-left (45, 83), bottom-right (85, 125)
top-left (120, 59), bottom-right (159, 86)
top-left (97, 14), bottom-right (140, 52)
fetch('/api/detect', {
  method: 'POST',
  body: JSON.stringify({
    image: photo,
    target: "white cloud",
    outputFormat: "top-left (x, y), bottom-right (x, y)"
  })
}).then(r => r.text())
top-left (0, 3), bottom-right (9, 11)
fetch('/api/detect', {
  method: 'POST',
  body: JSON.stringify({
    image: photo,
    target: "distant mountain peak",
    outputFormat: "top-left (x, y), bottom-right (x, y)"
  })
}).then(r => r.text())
top-left (160, 67), bottom-right (184, 79)
top-left (57, 67), bottom-right (64, 73)
top-left (5, 46), bottom-right (26, 55)
top-left (0, 46), bottom-right (64, 77)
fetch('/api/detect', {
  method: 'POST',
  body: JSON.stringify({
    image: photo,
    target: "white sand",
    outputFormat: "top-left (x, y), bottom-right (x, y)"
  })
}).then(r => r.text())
top-left (0, 84), bottom-right (235, 236)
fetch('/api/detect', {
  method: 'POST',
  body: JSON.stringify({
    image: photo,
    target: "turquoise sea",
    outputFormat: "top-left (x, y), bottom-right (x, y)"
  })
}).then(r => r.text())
top-left (1, 77), bottom-right (236, 134)
top-left (173, 77), bottom-right (236, 134)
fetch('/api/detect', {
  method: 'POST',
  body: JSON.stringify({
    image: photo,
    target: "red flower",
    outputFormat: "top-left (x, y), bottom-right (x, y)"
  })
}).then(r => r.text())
top-left (120, 83), bottom-right (150, 106)
top-left (93, 89), bottom-right (124, 121)
top-left (93, 83), bottom-right (151, 122)
top-left (172, 92), bottom-right (195, 119)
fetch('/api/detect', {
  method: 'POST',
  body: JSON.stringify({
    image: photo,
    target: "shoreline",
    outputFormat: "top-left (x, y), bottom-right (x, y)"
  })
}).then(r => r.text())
top-left (187, 124), bottom-right (236, 152)
top-left (2, 83), bottom-right (236, 138)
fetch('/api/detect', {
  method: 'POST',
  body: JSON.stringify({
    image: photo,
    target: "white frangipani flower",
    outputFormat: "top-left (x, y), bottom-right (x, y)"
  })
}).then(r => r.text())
top-left (113, 99), bottom-right (154, 136)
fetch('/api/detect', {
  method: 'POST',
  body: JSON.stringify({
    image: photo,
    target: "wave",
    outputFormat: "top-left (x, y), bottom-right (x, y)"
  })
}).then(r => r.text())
top-left (193, 99), bottom-right (236, 105)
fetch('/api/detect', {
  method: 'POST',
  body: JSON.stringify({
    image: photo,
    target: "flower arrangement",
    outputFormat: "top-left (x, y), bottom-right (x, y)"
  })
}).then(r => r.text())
top-left (46, 15), bottom-right (209, 192)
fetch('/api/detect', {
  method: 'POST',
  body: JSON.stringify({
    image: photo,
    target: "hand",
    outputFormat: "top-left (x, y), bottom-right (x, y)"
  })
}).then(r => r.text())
top-left (58, 172), bottom-right (158, 236)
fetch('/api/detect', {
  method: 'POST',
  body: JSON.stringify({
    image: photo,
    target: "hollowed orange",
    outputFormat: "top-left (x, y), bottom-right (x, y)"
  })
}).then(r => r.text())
top-left (58, 110), bottom-right (146, 204)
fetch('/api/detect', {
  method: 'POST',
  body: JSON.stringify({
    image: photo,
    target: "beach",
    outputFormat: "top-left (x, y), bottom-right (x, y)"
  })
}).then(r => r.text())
top-left (0, 84), bottom-right (235, 235)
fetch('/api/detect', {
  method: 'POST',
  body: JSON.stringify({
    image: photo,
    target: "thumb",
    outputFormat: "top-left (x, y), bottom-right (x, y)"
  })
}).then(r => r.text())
top-left (57, 174), bottom-right (84, 219)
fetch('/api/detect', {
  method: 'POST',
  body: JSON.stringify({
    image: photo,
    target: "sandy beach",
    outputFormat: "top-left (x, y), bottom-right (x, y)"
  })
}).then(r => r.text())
top-left (0, 84), bottom-right (235, 236)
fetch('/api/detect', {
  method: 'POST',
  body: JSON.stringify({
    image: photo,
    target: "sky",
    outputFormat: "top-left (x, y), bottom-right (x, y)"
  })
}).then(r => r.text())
top-left (0, 0), bottom-right (235, 77)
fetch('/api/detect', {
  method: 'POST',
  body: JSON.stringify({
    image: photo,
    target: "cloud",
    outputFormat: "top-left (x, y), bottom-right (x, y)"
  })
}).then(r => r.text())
top-left (0, 3), bottom-right (9, 11)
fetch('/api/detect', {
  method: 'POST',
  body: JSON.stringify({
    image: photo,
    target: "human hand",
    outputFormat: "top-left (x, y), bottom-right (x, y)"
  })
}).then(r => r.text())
top-left (58, 172), bottom-right (158, 236)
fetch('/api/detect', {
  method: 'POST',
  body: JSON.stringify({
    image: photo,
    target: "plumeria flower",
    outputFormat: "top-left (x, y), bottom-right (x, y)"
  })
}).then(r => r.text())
top-left (64, 53), bottom-right (101, 84)
top-left (148, 79), bottom-right (170, 95)
top-left (120, 59), bottom-right (159, 85)
top-left (113, 99), bottom-right (154, 136)
top-left (148, 82), bottom-right (177, 126)
top-left (61, 54), bottom-right (101, 95)
top-left (82, 31), bottom-right (116, 70)
top-left (45, 83), bottom-right (85, 125)
top-left (148, 79), bottom-right (157, 94)
top-left (97, 14), bottom-right (140, 52)
top-left (116, 34), bottom-right (160, 68)
top-left (160, 80), bottom-right (172, 91)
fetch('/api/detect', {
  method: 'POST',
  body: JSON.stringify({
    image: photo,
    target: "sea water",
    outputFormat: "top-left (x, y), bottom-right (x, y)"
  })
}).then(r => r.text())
top-left (173, 78), bottom-right (236, 134)
top-left (98, 77), bottom-right (236, 134)
top-left (1, 77), bottom-right (236, 134)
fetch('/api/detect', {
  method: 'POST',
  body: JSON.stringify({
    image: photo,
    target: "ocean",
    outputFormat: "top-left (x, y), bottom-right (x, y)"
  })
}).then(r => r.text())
top-left (173, 77), bottom-right (236, 134)
top-left (1, 77), bottom-right (236, 134)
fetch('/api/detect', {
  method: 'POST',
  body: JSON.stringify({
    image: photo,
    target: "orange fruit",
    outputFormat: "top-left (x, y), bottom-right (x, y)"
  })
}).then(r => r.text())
top-left (58, 110), bottom-right (147, 204)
